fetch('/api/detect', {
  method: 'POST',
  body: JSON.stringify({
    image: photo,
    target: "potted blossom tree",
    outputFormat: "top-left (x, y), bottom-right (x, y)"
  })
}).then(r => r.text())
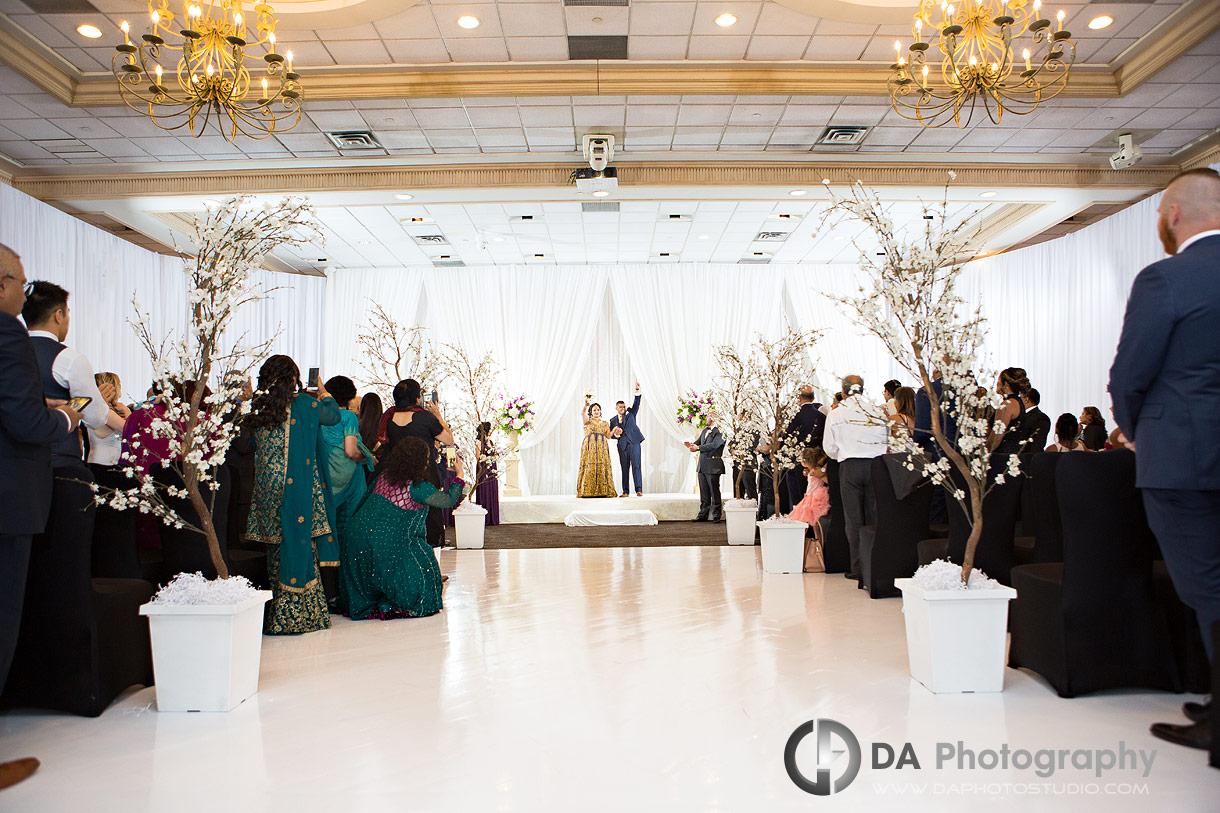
top-left (714, 345), bottom-right (762, 545)
top-left (355, 303), bottom-right (440, 404)
top-left (95, 196), bottom-right (321, 711)
top-left (751, 330), bottom-right (817, 573)
top-left (824, 177), bottom-right (1018, 693)
top-left (437, 343), bottom-right (504, 549)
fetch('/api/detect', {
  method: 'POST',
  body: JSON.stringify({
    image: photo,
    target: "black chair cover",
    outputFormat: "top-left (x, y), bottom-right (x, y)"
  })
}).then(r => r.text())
top-left (1008, 450), bottom-right (1182, 697)
top-left (945, 465), bottom-right (1023, 585)
top-left (89, 463), bottom-right (141, 579)
top-left (822, 459), bottom-right (850, 573)
top-left (859, 455), bottom-right (932, 598)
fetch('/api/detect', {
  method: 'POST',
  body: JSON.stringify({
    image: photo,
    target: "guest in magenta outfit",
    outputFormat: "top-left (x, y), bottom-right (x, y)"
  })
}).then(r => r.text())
top-left (474, 421), bottom-right (500, 526)
top-left (788, 447), bottom-right (831, 528)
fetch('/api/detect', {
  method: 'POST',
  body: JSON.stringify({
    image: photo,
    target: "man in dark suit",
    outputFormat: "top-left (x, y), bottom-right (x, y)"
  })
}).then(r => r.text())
top-left (685, 411), bottom-right (726, 522)
top-left (608, 380), bottom-right (645, 497)
top-left (1020, 388), bottom-right (1052, 451)
top-left (1109, 168), bottom-right (1220, 752)
top-left (914, 370), bottom-right (957, 525)
top-left (0, 244), bottom-right (81, 790)
top-left (782, 385), bottom-right (826, 507)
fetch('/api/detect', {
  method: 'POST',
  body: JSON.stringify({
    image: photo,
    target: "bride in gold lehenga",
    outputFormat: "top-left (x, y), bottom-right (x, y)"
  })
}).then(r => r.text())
top-left (577, 400), bottom-right (618, 497)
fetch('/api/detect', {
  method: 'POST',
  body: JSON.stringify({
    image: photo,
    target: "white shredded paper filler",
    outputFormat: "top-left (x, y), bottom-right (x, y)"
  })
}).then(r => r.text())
top-left (910, 559), bottom-right (1002, 591)
top-left (150, 572), bottom-right (261, 605)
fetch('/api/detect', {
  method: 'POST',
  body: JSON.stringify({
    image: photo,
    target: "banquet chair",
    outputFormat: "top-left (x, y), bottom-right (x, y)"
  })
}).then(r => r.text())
top-left (89, 463), bottom-right (142, 579)
top-left (1007, 450), bottom-right (1182, 698)
top-left (822, 459), bottom-right (850, 574)
top-left (1, 472), bottom-right (154, 717)
top-left (1152, 561), bottom-right (1212, 694)
top-left (916, 466), bottom-right (1023, 585)
top-left (858, 455), bottom-right (932, 599)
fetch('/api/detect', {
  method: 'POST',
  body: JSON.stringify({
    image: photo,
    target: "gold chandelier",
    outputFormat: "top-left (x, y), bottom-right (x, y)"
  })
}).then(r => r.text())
top-left (888, 0), bottom-right (1075, 128)
top-left (112, 0), bottom-right (303, 140)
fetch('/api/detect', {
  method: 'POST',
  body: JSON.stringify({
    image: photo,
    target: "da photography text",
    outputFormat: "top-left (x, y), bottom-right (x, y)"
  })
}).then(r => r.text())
top-left (784, 719), bottom-right (1157, 797)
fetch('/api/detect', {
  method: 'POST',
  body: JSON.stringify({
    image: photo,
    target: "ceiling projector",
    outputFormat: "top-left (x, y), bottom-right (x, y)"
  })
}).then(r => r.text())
top-left (575, 134), bottom-right (618, 196)
top-left (1109, 133), bottom-right (1143, 170)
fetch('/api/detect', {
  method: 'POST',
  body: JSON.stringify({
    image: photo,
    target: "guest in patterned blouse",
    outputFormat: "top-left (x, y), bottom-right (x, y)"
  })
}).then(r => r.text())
top-left (340, 437), bottom-right (464, 620)
top-left (243, 355), bottom-right (341, 635)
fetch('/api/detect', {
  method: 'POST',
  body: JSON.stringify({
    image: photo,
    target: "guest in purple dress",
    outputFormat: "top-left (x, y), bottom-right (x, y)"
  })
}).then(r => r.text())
top-left (475, 422), bottom-right (500, 526)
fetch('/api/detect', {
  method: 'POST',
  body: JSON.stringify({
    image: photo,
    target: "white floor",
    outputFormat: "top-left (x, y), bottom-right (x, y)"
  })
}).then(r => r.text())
top-left (1, 546), bottom-right (1215, 812)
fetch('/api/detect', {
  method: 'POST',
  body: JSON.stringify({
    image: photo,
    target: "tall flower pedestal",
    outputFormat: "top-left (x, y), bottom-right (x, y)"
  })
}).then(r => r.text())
top-left (501, 430), bottom-right (522, 497)
top-left (725, 500), bottom-right (758, 545)
top-left (757, 518), bottom-right (807, 573)
top-left (454, 502), bottom-right (488, 549)
top-left (895, 578), bottom-right (1018, 693)
top-left (140, 591), bottom-right (272, 712)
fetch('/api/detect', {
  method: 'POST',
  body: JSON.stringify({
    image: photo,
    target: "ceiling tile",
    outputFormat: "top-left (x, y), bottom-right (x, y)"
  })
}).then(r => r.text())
top-left (307, 110), bottom-right (370, 131)
top-left (573, 105), bottom-right (626, 127)
top-left (676, 105), bottom-right (732, 126)
top-left (475, 128), bottom-right (527, 147)
top-left (746, 36), bottom-right (810, 60)
top-left (1157, 83), bottom-right (1220, 108)
top-left (687, 35), bottom-right (750, 59)
top-left (1048, 128), bottom-right (1113, 148)
top-left (628, 2), bottom-right (695, 36)
top-left (627, 105), bottom-right (679, 126)
top-left (324, 39), bottom-right (393, 64)
top-left (4, 118), bottom-right (71, 139)
top-left (754, 3), bottom-right (816, 36)
top-left (863, 126), bottom-right (917, 145)
top-left (274, 41), bottom-right (335, 67)
top-left (413, 108), bottom-right (472, 128)
top-left (1122, 107), bottom-right (1190, 129)
top-left (628, 35), bottom-right (689, 59)
top-left (445, 38), bottom-right (510, 61)
top-left (1171, 108), bottom-right (1220, 130)
top-left (778, 105), bottom-right (836, 125)
top-left (500, 4), bottom-right (567, 36)
top-left (466, 106), bottom-right (522, 128)
top-left (362, 109), bottom-right (421, 131)
top-left (317, 22), bottom-right (381, 40)
top-left (373, 6), bottom-right (442, 39)
top-left (833, 105), bottom-right (892, 126)
top-left (690, 2), bottom-right (762, 35)
top-left (768, 126), bottom-right (820, 145)
top-left (424, 129), bottom-right (479, 148)
top-left (436, 6), bottom-right (504, 38)
top-left (720, 126), bottom-right (770, 146)
top-left (565, 6), bottom-right (629, 36)
top-left (909, 127), bottom-right (964, 147)
top-left (520, 106), bottom-right (574, 127)
top-left (729, 104), bottom-right (785, 126)
top-left (524, 127), bottom-right (577, 147)
top-left (45, 117), bottom-right (120, 139)
top-left (813, 20), bottom-right (876, 36)
top-left (79, 137), bottom-right (150, 158)
top-left (1001, 128), bottom-right (1067, 148)
top-left (673, 126), bottom-right (722, 145)
top-left (803, 35), bottom-right (869, 60)
top-left (506, 36), bottom-right (570, 60)
top-left (1144, 128), bottom-right (1207, 148)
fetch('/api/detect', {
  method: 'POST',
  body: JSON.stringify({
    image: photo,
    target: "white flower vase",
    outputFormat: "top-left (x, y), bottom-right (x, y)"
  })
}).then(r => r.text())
top-left (454, 501), bottom-right (488, 549)
top-left (757, 519), bottom-right (807, 573)
top-left (894, 578), bottom-right (1018, 693)
top-left (140, 591), bottom-right (272, 712)
top-left (725, 501), bottom-right (757, 545)
top-left (503, 429), bottom-right (520, 454)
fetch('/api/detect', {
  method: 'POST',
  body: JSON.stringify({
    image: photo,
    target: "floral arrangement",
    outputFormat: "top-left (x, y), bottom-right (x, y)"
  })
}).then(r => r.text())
top-left (494, 394), bottom-right (535, 434)
top-left (675, 389), bottom-right (715, 429)
top-left (150, 571), bottom-right (263, 605)
top-left (93, 196), bottom-right (321, 580)
top-left (822, 175), bottom-right (1017, 585)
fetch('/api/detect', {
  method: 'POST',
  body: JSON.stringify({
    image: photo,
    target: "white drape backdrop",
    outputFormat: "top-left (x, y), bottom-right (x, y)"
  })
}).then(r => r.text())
top-left (8, 171), bottom-right (1201, 494)
top-left (0, 184), bottom-right (326, 402)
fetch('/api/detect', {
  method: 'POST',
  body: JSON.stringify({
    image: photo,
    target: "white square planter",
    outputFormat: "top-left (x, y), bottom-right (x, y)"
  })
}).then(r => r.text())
top-left (140, 591), bottom-right (272, 712)
top-left (894, 578), bottom-right (1018, 694)
top-left (725, 504), bottom-right (757, 545)
top-left (757, 520), bottom-right (808, 574)
top-left (454, 503), bottom-right (488, 549)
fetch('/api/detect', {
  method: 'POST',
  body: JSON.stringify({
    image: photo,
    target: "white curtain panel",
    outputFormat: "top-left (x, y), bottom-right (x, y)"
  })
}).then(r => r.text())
top-left (424, 265), bottom-right (609, 495)
top-left (609, 263), bottom-right (787, 493)
top-left (959, 192), bottom-right (1167, 427)
top-left (782, 264), bottom-right (904, 404)
top-left (0, 183), bottom-right (326, 400)
top-left (322, 267), bottom-right (428, 392)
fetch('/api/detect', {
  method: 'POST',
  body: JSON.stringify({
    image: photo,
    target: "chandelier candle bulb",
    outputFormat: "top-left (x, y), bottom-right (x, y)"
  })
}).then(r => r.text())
top-left (1056, 9), bottom-right (1064, 30)
top-left (120, 20), bottom-right (131, 45)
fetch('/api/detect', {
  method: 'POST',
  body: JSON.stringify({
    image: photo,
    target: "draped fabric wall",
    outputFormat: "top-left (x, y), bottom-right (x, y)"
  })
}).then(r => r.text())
top-left (6, 174), bottom-right (1190, 494)
top-left (0, 184), bottom-right (325, 402)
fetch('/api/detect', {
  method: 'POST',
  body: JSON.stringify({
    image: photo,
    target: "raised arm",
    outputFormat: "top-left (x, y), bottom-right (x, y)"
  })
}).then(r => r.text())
top-left (581, 402), bottom-right (590, 426)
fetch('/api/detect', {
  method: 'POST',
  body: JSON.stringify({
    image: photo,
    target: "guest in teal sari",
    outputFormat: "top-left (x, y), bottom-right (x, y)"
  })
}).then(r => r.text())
top-left (245, 356), bottom-right (340, 635)
top-left (320, 376), bottom-right (374, 531)
top-left (341, 437), bottom-right (465, 620)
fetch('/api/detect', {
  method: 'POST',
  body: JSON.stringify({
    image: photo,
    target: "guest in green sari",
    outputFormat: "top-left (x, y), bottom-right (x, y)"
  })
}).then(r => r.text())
top-left (319, 375), bottom-right (374, 613)
top-left (341, 437), bottom-right (464, 620)
top-left (245, 355), bottom-right (340, 635)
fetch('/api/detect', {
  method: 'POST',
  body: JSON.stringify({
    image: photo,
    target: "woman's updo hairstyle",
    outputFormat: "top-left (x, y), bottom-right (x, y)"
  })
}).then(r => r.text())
top-left (998, 367), bottom-right (1031, 397)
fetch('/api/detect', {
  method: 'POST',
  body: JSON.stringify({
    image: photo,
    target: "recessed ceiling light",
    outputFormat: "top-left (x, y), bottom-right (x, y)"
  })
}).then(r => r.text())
top-left (697, 234), bottom-right (711, 240)
top-left (394, 193), bottom-right (413, 200)
top-left (77, 23), bottom-right (102, 39)
top-left (592, 189), bottom-right (610, 197)
top-left (979, 190), bottom-right (997, 198)
top-left (789, 189), bottom-right (807, 197)
top-left (1088, 15), bottom-right (1113, 30)
top-left (358, 240), bottom-right (372, 246)
top-left (715, 13), bottom-right (737, 27)
top-left (457, 15), bottom-right (480, 29)
top-left (492, 236), bottom-right (505, 242)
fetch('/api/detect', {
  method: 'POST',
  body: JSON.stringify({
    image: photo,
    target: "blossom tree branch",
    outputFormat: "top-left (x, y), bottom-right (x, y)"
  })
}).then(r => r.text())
top-left (435, 343), bottom-right (504, 502)
top-left (355, 303), bottom-right (439, 402)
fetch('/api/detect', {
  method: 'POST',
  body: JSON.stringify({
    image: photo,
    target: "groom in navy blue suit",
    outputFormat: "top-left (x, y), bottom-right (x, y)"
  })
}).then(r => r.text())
top-left (1110, 167), bottom-right (1220, 753)
top-left (609, 381), bottom-right (645, 496)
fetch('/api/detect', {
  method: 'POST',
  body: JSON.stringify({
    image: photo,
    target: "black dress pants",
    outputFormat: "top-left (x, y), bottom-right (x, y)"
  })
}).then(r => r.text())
top-left (697, 471), bottom-right (723, 520)
top-left (732, 462), bottom-right (758, 501)
top-left (1143, 488), bottom-right (1220, 661)
top-left (426, 461), bottom-right (444, 547)
top-left (0, 533), bottom-right (32, 691)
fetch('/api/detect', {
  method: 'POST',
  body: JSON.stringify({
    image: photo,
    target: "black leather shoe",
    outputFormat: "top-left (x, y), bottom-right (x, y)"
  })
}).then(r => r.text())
top-left (1150, 718), bottom-right (1212, 750)
top-left (844, 572), bottom-right (858, 580)
top-left (693, 516), bottom-right (708, 522)
top-left (1183, 700), bottom-right (1212, 723)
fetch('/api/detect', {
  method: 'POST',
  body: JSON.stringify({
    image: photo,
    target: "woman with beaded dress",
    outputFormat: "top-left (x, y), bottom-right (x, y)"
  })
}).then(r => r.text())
top-left (244, 355), bottom-right (340, 635)
top-left (577, 400), bottom-right (618, 497)
top-left (341, 437), bottom-right (465, 620)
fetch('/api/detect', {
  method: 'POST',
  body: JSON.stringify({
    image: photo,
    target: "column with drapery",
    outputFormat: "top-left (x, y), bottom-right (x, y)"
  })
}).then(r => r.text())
top-left (424, 266), bottom-right (609, 496)
top-left (609, 264), bottom-right (787, 495)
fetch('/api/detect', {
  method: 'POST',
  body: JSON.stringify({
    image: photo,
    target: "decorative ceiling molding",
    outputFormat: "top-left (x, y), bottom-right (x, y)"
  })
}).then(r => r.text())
top-left (11, 160), bottom-right (1179, 202)
top-left (1180, 132), bottom-right (1220, 171)
top-left (4, 3), bottom-right (1219, 108)
top-left (1115, 0), bottom-right (1220, 94)
top-left (972, 202), bottom-right (1047, 248)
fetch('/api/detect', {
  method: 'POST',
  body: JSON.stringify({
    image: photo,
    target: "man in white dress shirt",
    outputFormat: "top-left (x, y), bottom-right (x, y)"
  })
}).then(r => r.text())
top-left (822, 375), bottom-right (889, 582)
top-left (21, 281), bottom-right (122, 468)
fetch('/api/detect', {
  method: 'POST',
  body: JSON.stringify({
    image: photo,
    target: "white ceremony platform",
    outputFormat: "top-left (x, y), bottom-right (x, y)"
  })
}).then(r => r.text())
top-left (563, 509), bottom-right (658, 527)
top-left (501, 493), bottom-right (701, 524)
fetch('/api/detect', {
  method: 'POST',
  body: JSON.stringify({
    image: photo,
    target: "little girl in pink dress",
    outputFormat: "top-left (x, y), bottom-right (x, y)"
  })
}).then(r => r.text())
top-left (788, 447), bottom-right (831, 527)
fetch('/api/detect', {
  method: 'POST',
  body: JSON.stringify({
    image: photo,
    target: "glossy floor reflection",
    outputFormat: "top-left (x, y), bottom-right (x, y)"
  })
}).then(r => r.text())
top-left (1, 546), bottom-right (1215, 812)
